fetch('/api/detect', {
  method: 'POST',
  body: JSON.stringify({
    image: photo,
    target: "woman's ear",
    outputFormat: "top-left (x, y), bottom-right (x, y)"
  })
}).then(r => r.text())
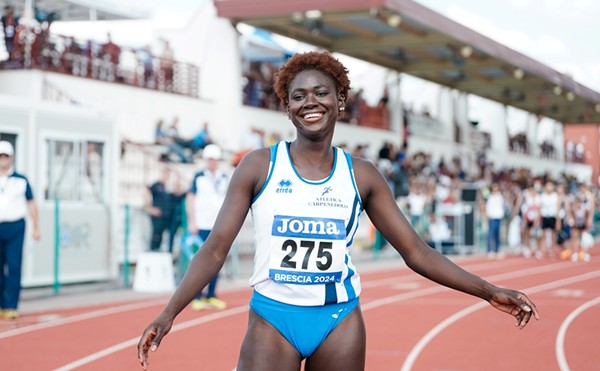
top-left (338, 94), bottom-right (346, 110)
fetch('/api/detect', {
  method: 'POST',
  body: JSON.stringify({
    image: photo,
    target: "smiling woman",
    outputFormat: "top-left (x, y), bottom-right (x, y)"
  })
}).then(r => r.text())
top-left (137, 51), bottom-right (539, 371)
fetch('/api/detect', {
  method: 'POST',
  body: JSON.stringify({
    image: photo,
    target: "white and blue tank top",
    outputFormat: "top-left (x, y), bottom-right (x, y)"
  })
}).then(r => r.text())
top-left (249, 141), bottom-right (363, 306)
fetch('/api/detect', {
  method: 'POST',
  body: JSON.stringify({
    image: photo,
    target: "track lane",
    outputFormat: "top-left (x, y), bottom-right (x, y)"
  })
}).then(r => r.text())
top-left (1, 250), bottom-right (598, 370)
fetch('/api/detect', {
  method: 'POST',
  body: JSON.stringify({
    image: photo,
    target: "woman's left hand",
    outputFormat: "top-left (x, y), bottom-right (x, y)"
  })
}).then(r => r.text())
top-left (488, 288), bottom-right (540, 329)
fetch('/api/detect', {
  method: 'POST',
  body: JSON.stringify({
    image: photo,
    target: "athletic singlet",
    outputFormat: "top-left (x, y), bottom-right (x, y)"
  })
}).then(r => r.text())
top-left (249, 141), bottom-right (363, 306)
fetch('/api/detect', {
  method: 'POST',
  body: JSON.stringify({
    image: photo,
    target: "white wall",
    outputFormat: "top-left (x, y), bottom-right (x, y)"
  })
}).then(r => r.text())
top-left (0, 96), bottom-right (119, 286)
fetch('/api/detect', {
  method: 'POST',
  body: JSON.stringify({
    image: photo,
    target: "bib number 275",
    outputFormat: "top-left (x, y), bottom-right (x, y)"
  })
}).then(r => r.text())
top-left (280, 239), bottom-right (332, 271)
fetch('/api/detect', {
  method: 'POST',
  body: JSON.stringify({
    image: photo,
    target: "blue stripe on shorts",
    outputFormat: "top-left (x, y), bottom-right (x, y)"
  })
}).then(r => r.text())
top-left (249, 290), bottom-right (359, 358)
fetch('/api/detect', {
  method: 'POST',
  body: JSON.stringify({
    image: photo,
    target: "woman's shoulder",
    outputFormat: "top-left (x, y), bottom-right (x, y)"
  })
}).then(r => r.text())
top-left (235, 147), bottom-right (271, 167)
top-left (350, 155), bottom-right (380, 175)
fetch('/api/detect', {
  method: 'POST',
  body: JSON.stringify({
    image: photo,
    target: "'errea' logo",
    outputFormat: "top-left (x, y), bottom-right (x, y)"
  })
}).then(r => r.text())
top-left (276, 179), bottom-right (293, 194)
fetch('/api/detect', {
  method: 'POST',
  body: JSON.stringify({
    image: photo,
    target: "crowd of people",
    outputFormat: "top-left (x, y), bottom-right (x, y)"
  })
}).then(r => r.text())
top-left (363, 139), bottom-right (598, 263)
top-left (153, 117), bottom-right (214, 164)
top-left (147, 111), bottom-right (598, 267)
top-left (138, 51), bottom-right (539, 370)
top-left (0, 6), bottom-right (183, 94)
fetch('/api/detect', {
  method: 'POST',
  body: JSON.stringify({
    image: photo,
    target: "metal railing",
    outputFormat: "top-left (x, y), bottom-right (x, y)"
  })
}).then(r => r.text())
top-left (1, 27), bottom-right (199, 98)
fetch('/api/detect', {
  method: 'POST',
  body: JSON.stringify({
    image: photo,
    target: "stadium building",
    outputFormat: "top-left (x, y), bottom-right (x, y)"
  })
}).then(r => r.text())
top-left (1, 0), bottom-right (599, 287)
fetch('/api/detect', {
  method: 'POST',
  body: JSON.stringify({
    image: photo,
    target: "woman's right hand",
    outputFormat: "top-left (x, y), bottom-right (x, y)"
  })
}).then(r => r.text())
top-left (137, 312), bottom-right (174, 369)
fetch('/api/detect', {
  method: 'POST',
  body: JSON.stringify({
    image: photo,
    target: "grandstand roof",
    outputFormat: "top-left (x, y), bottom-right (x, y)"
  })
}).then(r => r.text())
top-left (3, 0), bottom-right (150, 22)
top-left (215, 0), bottom-right (600, 124)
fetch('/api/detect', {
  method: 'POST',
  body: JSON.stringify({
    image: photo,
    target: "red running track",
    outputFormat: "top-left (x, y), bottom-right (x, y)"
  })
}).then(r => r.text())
top-left (1, 247), bottom-right (599, 371)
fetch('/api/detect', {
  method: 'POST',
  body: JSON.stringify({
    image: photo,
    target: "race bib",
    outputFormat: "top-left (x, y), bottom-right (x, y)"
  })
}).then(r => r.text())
top-left (269, 214), bottom-right (346, 285)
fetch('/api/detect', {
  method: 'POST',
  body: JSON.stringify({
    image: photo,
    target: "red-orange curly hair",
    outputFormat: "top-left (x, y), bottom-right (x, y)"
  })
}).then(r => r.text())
top-left (274, 51), bottom-right (351, 109)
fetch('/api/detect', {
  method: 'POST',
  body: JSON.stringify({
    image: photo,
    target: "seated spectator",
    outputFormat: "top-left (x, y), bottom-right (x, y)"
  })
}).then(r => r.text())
top-left (188, 122), bottom-right (214, 155)
top-left (154, 119), bottom-right (189, 163)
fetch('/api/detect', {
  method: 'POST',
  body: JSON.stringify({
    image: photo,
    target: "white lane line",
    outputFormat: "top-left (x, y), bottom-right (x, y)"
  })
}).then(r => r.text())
top-left (52, 305), bottom-right (248, 371)
top-left (361, 258), bottom-right (533, 289)
top-left (0, 298), bottom-right (168, 340)
top-left (50, 260), bottom-right (581, 370)
top-left (555, 296), bottom-right (600, 371)
top-left (400, 270), bottom-right (600, 371)
top-left (362, 261), bottom-right (576, 311)
top-left (1, 258), bottom-right (523, 339)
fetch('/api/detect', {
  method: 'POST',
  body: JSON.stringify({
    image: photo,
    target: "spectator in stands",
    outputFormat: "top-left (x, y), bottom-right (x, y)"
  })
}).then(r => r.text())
top-left (158, 39), bottom-right (175, 92)
top-left (243, 61), bottom-right (266, 107)
top-left (60, 36), bottom-right (82, 74)
top-left (154, 119), bottom-right (189, 163)
top-left (99, 33), bottom-right (121, 81)
top-left (565, 140), bottom-right (574, 162)
top-left (1, 5), bottom-right (19, 61)
top-left (377, 87), bottom-right (389, 109)
top-left (0, 141), bottom-right (40, 320)
top-left (346, 88), bottom-right (364, 125)
top-left (189, 122), bottom-right (213, 155)
top-left (138, 44), bottom-right (154, 88)
top-left (165, 116), bottom-right (185, 146)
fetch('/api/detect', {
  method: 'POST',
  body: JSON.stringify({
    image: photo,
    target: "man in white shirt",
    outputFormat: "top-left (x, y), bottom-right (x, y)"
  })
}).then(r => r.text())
top-left (185, 144), bottom-right (229, 310)
top-left (0, 141), bottom-right (40, 320)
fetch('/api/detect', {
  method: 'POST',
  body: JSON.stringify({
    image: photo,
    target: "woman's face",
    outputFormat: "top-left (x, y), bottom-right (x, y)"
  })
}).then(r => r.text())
top-left (287, 69), bottom-right (343, 139)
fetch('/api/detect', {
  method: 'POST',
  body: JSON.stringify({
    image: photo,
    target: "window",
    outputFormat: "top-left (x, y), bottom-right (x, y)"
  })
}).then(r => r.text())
top-left (46, 139), bottom-right (106, 203)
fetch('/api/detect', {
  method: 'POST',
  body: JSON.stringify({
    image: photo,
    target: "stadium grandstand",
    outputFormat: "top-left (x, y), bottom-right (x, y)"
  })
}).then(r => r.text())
top-left (0, 0), bottom-right (599, 290)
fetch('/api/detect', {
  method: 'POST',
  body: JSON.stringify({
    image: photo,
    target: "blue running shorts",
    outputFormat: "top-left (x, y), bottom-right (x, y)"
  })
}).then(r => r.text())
top-left (249, 290), bottom-right (360, 358)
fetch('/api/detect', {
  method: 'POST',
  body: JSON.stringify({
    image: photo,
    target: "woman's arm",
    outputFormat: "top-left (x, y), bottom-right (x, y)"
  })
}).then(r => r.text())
top-left (138, 148), bottom-right (270, 368)
top-left (353, 158), bottom-right (539, 326)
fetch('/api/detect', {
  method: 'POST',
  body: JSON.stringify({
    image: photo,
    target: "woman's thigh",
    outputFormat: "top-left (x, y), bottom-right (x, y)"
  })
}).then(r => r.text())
top-left (237, 309), bottom-right (302, 371)
top-left (305, 305), bottom-right (366, 371)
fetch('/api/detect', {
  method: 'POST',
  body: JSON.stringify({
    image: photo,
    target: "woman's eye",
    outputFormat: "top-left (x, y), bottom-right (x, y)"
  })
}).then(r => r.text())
top-left (292, 94), bottom-right (304, 101)
top-left (317, 91), bottom-right (328, 97)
